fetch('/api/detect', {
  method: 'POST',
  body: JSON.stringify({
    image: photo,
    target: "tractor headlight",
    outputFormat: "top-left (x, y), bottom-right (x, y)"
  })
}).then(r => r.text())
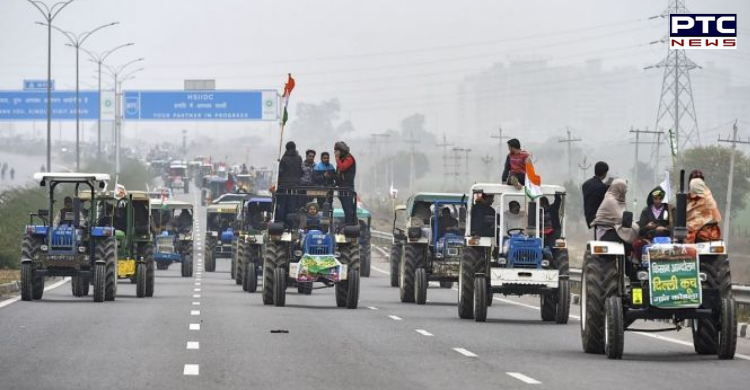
top-left (699, 272), bottom-right (707, 282)
top-left (293, 250), bottom-right (302, 257)
top-left (40, 245), bottom-right (48, 252)
top-left (710, 246), bottom-right (725, 254)
top-left (498, 258), bottom-right (507, 265)
top-left (541, 260), bottom-right (550, 268)
top-left (78, 246), bottom-right (86, 253)
top-left (637, 271), bottom-right (649, 281)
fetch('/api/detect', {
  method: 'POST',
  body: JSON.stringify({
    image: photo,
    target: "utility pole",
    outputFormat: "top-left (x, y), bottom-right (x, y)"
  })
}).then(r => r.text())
top-left (436, 133), bottom-right (453, 188)
top-left (630, 127), bottom-right (663, 198)
top-left (462, 148), bottom-right (472, 179)
top-left (578, 156), bottom-right (592, 181)
top-left (490, 126), bottom-right (509, 164)
top-left (718, 120), bottom-right (749, 245)
top-left (405, 130), bottom-right (419, 193)
top-left (646, 0), bottom-right (701, 155)
top-left (450, 147), bottom-right (464, 184)
top-left (557, 127), bottom-right (581, 181)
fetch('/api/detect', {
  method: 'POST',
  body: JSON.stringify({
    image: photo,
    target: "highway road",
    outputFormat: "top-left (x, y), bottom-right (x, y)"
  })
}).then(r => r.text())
top-left (1, 191), bottom-right (749, 390)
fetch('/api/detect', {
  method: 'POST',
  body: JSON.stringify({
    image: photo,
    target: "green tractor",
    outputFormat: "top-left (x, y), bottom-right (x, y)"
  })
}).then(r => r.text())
top-left (233, 195), bottom-right (274, 292)
top-left (85, 190), bottom-right (155, 298)
top-left (333, 207), bottom-right (372, 277)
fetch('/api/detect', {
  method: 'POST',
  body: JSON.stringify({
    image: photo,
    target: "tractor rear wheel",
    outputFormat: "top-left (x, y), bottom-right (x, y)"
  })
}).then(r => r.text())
top-left (415, 268), bottom-right (427, 305)
top-left (136, 263), bottom-right (147, 298)
top-left (273, 267), bottom-right (287, 307)
top-left (390, 245), bottom-right (401, 287)
top-left (458, 247), bottom-right (482, 319)
top-left (96, 237), bottom-right (118, 301)
top-left (580, 251), bottom-right (618, 354)
top-left (244, 262), bottom-right (257, 293)
top-left (693, 254), bottom-right (732, 355)
top-left (400, 244), bottom-right (422, 303)
top-left (21, 235), bottom-right (43, 301)
top-left (262, 242), bottom-right (287, 305)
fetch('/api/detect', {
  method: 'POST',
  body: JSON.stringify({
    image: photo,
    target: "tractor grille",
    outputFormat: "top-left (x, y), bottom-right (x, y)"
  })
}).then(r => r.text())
top-left (508, 237), bottom-right (542, 269)
top-left (308, 246), bottom-right (330, 255)
top-left (51, 227), bottom-right (74, 249)
top-left (156, 236), bottom-right (175, 254)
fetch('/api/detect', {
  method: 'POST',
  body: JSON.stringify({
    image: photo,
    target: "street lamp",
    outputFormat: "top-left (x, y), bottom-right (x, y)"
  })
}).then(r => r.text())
top-left (80, 42), bottom-right (134, 161)
top-left (37, 21), bottom-right (118, 171)
top-left (106, 59), bottom-right (144, 176)
top-left (26, 0), bottom-right (77, 173)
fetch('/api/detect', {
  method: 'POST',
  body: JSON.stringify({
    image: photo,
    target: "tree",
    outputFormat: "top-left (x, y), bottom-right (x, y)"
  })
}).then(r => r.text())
top-left (682, 146), bottom-right (750, 217)
top-left (399, 113), bottom-right (435, 145)
top-left (289, 99), bottom-right (357, 149)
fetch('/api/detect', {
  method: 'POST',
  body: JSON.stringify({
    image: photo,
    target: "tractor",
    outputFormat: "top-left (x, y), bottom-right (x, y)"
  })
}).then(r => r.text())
top-left (21, 173), bottom-right (117, 302)
top-left (167, 161), bottom-right (189, 194)
top-left (84, 190), bottom-right (155, 298)
top-left (204, 202), bottom-right (240, 273)
top-left (580, 171), bottom-right (736, 360)
top-left (333, 206), bottom-right (372, 277)
top-left (150, 199), bottom-right (194, 277)
top-left (262, 186), bottom-right (360, 308)
top-left (202, 175), bottom-right (228, 206)
top-left (398, 193), bottom-right (467, 304)
top-left (233, 195), bottom-right (274, 293)
top-left (458, 183), bottom-right (571, 324)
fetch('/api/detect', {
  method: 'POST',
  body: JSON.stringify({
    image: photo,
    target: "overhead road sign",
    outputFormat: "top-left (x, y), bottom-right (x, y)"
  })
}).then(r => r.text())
top-left (0, 90), bottom-right (99, 121)
top-left (123, 90), bottom-right (278, 121)
top-left (23, 79), bottom-right (55, 90)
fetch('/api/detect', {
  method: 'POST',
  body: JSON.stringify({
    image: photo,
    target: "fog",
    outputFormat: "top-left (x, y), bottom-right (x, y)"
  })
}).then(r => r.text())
top-left (1, 0), bottom-right (749, 192)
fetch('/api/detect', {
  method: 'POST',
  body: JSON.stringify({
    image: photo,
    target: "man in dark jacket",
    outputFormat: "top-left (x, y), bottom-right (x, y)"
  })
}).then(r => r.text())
top-left (275, 141), bottom-right (303, 225)
top-left (582, 161), bottom-right (609, 229)
top-left (470, 194), bottom-right (496, 237)
top-left (334, 141), bottom-right (357, 226)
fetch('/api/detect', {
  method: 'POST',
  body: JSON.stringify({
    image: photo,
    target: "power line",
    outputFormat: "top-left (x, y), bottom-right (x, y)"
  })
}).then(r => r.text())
top-left (718, 120), bottom-right (750, 245)
top-left (558, 127), bottom-right (582, 181)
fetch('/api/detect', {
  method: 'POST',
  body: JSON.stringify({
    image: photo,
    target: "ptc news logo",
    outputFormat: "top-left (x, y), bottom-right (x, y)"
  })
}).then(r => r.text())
top-left (670, 14), bottom-right (737, 49)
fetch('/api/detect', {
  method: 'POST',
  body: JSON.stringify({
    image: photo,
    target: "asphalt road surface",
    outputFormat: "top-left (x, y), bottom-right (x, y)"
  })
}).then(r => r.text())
top-left (1, 191), bottom-right (748, 390)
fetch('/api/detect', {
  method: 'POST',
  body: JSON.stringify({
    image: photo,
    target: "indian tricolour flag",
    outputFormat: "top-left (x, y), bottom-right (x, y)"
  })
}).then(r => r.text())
top-left (524, 160), bottom-right (543, 200)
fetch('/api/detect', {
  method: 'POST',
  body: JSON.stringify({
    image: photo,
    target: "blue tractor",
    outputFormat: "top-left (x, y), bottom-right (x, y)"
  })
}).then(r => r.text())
top-left (151, 199), bottom-right (194, 277)
top-left (21, 173), bottom-right (118, 302)
top-left (396, 193), bottom-right (467, 305)
top-left (204, 202), bottom-right (240, 272)
top-left (459, 183), bottom-right (570, 323)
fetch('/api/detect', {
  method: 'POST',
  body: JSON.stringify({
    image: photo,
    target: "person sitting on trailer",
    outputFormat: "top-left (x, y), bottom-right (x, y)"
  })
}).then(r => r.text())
top-left (539, 193), bottom-right (563, 248)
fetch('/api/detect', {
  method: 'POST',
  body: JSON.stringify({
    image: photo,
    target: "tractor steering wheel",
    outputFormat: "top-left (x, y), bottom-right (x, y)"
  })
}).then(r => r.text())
top-left (506, 228), bottom-right (525, 236)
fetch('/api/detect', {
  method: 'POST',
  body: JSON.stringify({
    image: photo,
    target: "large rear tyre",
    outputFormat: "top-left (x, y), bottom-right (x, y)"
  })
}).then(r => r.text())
top-left (96, 237), bottom-right (118, 301)
top-left (400, 244), bottom-right (422, 303)
top-left (415, 268), bottom-right (427, 305)
top-left (20, 262), bottom-right (34, 301)
top-left (273, 267), bottom-right (287, 307)
top-left (336, 244), bottom-right (360, 308)
top-left (474, 275), bottom-right (487, 322)
top-left (555, 279), bottom-right (571, 324)
top-left (458, 247), bottom-right (482, 319)
top-left (181, 255), bottom-right (193, 278)
top-left (262, 242), bottom-right (288, 305)
top-left (244, 262), bottom-right (258, 293)
top-left (93, 263), bottom-right (106, 302)
top-left (390, 245), bottom-right (401, 287)
top-left (693, 254), bottom-right (732, 355)
top-left (580, 251), bottom-right (618, 354)
top-left (718, 298), bottom-right (737, 360)
top-left (604, 296), bottom-right (624, 359)
top-left (136, 263), bottom-right (147, 298)
top-left (205, 249), bottom-right (216, 272)
top-left (360, 237), bottom-right (371, 277)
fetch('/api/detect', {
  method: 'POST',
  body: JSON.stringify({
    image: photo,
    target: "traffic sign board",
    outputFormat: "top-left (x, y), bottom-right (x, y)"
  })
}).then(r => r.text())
top-left (123, 90), bottom-right (278, 121)
top-left (0, 90), bottom-right (99, 121)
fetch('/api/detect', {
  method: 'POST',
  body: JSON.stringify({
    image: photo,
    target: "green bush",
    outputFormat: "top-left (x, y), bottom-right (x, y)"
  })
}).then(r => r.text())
top-left (0, 186), bottom-right (48, 269)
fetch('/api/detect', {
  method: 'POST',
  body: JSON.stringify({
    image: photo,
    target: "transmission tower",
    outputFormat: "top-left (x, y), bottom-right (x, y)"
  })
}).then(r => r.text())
top-left (647, 0), bottom-right (701, 153)
top-left (436, 133), bottom-right (454, 188)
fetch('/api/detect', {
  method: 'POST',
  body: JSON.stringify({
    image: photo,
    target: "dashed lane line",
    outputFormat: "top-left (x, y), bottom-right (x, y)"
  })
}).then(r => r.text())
top-left (189, 323), bottom-right (200, 330)
top-left (186, 342), bottom-right (199, 350)
top-left (193, 294), bottom-right (201, 298)
top-left (192, 302), bottom-right (201, 306)
top-left (416, 329), bottom-right (434, 337)
top-left (367, 306), bottom-right (379, 310)
top-left (507, 372), bottom-right (541, 385)
top-left (388, 315), bottom-right (403, 321)
top-left (191, 310), bottom-right (200, 316)
top-left (194, 288), bottom-right (201, 292)
top-left (183, 364), bottom-right (199, 376)
top-left (453, 348), bottom-right (477, 357)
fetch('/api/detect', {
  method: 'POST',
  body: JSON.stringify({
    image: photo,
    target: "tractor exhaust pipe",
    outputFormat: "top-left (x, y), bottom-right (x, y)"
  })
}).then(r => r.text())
top-left (673, 169), bottom-right (688, 243)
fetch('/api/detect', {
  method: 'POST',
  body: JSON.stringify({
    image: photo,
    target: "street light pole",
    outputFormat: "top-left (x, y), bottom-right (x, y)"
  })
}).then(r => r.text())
top-left (105, 60), bottom-right (144, 176)
top-left (40, 22), bottom-right (118, 171)
top-left (26, 0), bottom-right (76, 173)
top-left (80, 43), bottom-right (134, 161)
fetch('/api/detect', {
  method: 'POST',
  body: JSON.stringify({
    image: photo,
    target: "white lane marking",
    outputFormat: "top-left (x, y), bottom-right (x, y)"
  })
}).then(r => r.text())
top-left (416, 329), bottom-right (434, 337)
top-left (189, 323), bottom-right (200, 330)
top-left (183, 364), bottom-right (199, 375)
top-left (194, 288), bottom-right (201, 292)
top-left (193, 294), bottom-right (201, 298)
top-left (388, 315), bottom-right (402, 321)
top-left (453, 348), bottom-right (477, 357)
top-left (367, 306), bottom-right (379, 310)
top-left (186, 342), bottom-right (199, 350)
top-left (192, 302), bottom-right (201, 306)
top-left (195, 282), bottom-right (201, 286)
top-left (0, 277), bottom-right (70, 309)
top-left (507, 372), bottom-right (541, 385)
top-left (191, 310), bottom-right (200, 316)
top-left (196, 273), bottom-right (202, 276)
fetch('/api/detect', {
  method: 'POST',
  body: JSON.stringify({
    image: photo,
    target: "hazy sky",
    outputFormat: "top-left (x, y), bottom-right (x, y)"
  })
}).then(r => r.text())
top-left (1, 0), bottom-right (748, 143)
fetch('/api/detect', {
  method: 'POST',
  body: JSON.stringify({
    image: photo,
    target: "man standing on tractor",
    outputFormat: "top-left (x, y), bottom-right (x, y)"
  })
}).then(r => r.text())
top-left (470, 193), bottom-right (495, 237)
top-left (582, 161), bottom-right (610, 230)
top-left (501, 138), bottom-right (530, 186)
top-left (334, 141), bottom-right (357, 226)
top-left (276, 141), bottom-right (303, 226)
top-left (301, 149), bottom-right (317, 186)
top-left (314, 151), bottom-right (336, 187)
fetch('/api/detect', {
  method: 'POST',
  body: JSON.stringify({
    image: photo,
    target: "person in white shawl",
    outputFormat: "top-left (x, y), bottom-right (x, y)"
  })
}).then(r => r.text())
top-left (592, 178), bottom-right (638, 244)
top-left (503, 200), bottom-right (526, 234)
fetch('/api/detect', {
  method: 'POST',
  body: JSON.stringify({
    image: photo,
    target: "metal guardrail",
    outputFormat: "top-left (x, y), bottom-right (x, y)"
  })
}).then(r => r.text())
top-left (371, 230), bottom-right (750, 305)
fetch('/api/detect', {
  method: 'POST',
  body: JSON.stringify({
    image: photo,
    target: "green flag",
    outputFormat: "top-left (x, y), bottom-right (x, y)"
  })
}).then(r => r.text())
top-left (282, 106), bottom-right (289, 126)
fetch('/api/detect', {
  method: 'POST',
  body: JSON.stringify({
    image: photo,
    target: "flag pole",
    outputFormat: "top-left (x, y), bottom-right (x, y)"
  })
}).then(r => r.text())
top-left (273, 74), bottom-right (295, 189)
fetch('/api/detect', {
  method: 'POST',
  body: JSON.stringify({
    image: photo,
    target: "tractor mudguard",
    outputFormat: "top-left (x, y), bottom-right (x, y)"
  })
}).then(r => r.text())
top-left (91, 226), bottom-right (115, 238)
top-left (25, 225), bottom-right (48, 236)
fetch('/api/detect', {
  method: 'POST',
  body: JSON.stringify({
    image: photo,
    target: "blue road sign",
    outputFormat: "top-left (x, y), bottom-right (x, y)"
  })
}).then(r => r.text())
top-left (0, 90), bottom-right (99, 121)
top-left (123, 90), bottom-right (278, 121)
top-left (23, 79), bottom-right (55, 90)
